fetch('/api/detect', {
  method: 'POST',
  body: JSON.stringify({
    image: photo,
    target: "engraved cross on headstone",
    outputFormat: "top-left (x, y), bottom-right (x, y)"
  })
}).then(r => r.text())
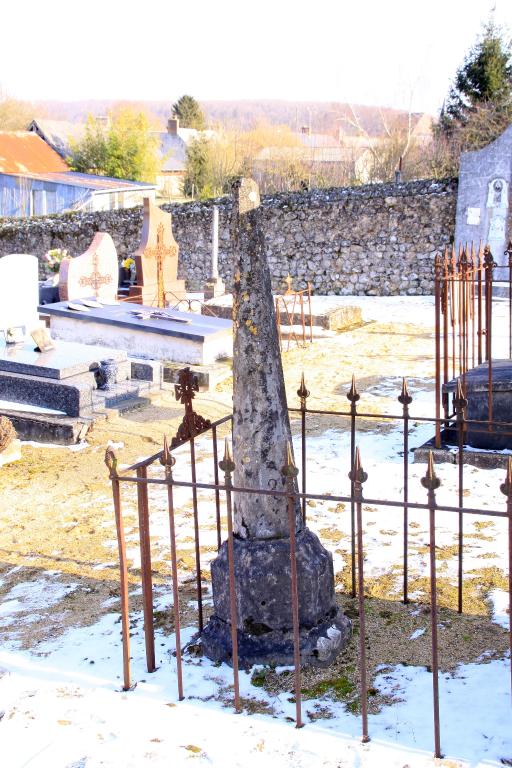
top-left (78, 253), bottom-right (113, 297)
top-left (144, 222), bottom-right (176, 308)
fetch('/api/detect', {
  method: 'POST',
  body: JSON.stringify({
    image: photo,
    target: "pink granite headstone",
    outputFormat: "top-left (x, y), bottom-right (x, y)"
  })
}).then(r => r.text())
top-left (59, 233), bottom-right (118, 303)
top-left (129, 198), bottom-right (186, 307)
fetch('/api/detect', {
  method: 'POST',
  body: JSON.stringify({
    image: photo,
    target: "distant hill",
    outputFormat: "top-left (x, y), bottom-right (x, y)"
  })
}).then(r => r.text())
top-left (33, 99), bottom-right (433, 138)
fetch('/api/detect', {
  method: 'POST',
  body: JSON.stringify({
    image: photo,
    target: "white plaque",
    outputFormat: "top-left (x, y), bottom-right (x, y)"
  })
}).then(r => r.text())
top-left (466, 207), bottom-right (480, 225)
top-left (489, 215), bottom-right (506, 240)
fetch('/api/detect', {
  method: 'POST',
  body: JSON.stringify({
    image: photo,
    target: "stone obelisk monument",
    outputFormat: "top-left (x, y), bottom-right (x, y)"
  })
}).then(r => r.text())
top-left (203, 205), bottom-right (225, 300)
top-left (202, 179), bottom-right (350, 667)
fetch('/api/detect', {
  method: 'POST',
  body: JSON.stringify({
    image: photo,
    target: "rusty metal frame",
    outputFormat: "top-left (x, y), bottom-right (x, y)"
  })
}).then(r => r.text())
top-left (106, 368), bottom-right (512, 757)
top-left (434, 242), bottom-right (512, 451)
top-left (275, 276), bottom-right (313, 351)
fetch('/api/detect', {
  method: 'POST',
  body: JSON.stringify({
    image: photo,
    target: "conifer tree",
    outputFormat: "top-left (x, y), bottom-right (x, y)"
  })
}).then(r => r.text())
top-left (439, 17), bottom-right (512, 138)
top-left (171, 95), bottom-right (206, 130)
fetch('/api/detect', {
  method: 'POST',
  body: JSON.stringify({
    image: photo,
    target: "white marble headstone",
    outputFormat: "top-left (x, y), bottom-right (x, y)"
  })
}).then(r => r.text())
top-left (0, 253), bottom-right (41, 337)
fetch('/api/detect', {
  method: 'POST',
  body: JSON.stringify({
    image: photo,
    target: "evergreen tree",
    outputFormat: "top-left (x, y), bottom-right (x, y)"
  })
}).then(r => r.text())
top-left (171, 95), bottom-right (206, 130)
top-left (440, 18), bottom-right (512, 137)
top-left (183, 137), bottom-right (211, 197)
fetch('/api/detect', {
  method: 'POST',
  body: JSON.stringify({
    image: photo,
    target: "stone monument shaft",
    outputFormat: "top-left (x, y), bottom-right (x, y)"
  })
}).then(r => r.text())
top-left (202, 178), bottom-right (350, 668)
top-left (231, 179), bottom-right (301, 539)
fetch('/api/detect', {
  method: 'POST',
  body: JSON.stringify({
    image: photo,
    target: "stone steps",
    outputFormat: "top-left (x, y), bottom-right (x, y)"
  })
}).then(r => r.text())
top-left (92, 381), bottom-right (154, 411)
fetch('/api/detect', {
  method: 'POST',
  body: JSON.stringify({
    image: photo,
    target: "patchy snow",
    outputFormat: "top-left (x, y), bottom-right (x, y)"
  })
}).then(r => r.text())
top-left (22, 440), bottom-right (89, 452)
top-left (2, 294), bottom-right (511, 766)
top-left (0, 606), bottom-right (511, 767)
top-left (488, 589), bottom-right (510, 630)
top-left (0, 399), bottom-right (66, 415)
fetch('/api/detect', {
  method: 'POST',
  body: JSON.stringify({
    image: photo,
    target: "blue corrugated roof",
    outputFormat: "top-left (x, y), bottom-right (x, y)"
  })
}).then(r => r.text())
top-left (2, 170), bottom-right (155, 191)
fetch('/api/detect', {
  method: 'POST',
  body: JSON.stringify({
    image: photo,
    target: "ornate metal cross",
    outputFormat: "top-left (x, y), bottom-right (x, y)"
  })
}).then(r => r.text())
top-left (78, 253), bottom-right (112, 296)
top-left (144, 223), bottom-right (177, 308)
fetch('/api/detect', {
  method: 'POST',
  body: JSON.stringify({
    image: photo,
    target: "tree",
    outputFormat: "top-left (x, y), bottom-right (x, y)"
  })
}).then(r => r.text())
top-left (183, 137), bottom-right (211, 197)
top-left (439, 17), bottom-right (512, 140)
top-left (171, 95), bottom-right (206, 130)
top-left (69, 108), bottom-right (160, 183)
top-left (0, 87), bottom-right (34, 130)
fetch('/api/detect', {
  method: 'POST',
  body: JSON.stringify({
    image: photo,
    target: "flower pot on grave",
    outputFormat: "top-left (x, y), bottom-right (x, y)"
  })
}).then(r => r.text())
top-left (96, 359), bottom-right (118, 391)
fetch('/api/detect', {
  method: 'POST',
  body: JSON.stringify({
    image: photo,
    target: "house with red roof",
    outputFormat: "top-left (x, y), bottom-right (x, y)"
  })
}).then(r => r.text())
top-left (0, 132), bottom-right (156, 217)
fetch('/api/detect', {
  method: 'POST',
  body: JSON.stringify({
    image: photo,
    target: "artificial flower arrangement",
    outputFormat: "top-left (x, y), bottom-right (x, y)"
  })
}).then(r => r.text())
top-left (44, 248), bottom-right (70, 273)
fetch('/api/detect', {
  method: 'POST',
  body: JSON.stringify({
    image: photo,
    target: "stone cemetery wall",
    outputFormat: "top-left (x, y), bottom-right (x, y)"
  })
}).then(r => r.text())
top-left (0, 178), bottom-right (457, 295)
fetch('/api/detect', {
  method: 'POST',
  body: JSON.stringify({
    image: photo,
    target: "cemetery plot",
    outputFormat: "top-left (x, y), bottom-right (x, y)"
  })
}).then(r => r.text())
top-left (0, 297), bottom-right (510, 765)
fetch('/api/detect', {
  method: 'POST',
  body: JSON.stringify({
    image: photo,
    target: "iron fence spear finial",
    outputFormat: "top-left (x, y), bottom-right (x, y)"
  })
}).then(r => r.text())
top-left (347, 374), bottom-right (360, 404)
top-left (219, 437), bottom-right (235, 475)
top-left (160, 435), bottom-right (176, 470)
top-left (104, 447), bottom-right (118, 478)
top-left (349, 446), bottom-right (368, 494)
top-left (421, 451), bottom-right (441, 493)
top-left (282, 440), bottom-right (299, 478)
top-left (297, 372), bottom-right (310, 408)
top-left (398, 377), bottom-right (413, 406)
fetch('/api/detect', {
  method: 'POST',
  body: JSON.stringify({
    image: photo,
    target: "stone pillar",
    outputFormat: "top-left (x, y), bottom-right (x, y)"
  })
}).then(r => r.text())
top-left (202, 179), bottom-right (350, 667)
top-left (212, 205), bottom-right (219, 279)
top-left (203, 206), bottom-right (225, 301)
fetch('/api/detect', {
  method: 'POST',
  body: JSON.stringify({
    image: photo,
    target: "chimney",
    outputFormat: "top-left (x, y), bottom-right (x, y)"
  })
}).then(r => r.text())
top-left (167, 117), bottom-right (179, 135)
top-left (95, 115), bottom-right (110, 130)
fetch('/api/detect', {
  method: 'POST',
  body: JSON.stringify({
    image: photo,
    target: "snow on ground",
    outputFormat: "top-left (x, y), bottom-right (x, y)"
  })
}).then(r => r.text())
top-left (1, 296), bottom-right (511, 767)
top-left (2, 420), bottom-right (510, 766)
top-left (1, 606), bottom-right (511, 767)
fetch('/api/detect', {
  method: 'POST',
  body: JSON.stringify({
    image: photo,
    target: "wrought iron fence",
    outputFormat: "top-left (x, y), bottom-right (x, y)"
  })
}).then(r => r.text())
top-left (434, 241), bottom-right (512, 448)
top-left (106, 367), bottom-right (512, 759)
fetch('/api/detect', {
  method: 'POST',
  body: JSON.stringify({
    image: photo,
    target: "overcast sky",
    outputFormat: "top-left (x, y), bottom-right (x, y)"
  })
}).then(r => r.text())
top-left (1, 0), bottom-right (511, 115)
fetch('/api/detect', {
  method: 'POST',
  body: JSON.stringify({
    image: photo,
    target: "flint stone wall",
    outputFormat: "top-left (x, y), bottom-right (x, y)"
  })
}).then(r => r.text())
top-left (0, 178), bottom-right (457, 295)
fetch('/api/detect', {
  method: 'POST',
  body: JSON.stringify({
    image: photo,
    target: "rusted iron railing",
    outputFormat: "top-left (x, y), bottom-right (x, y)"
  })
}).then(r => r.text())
top-left (275, 275), bottom-right (313, 351)
top-left (434, 242), bottom-right (512, 450)
top-left (106, 368), bottom-right (512, 759)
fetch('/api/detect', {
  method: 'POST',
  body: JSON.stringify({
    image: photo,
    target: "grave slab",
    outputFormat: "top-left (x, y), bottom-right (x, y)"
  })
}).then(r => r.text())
top-left (0, 407), bottom-right (91, 445)
top-left (0, 339), bottom-right (128, 380)
top-left (0, 370), bottom-right (94, 417)
top-left (41, 300), bottom-right (233, 365)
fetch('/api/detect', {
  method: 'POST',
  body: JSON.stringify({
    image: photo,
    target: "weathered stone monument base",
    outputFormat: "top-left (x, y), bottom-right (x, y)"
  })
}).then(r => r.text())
top-left (202, 528), bottom-right (351, 667)
top-left (128, 280), bottom-right (187, 306)
top-left (203, 277), bottom-right (226, 301)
